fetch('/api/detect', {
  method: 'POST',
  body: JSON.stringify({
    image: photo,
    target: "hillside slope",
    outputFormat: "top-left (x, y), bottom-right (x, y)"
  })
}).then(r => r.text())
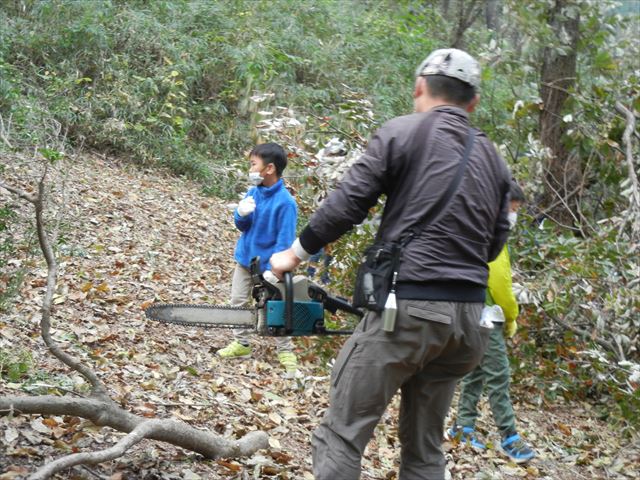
top-left (0, 156), bottom-right (638, 479)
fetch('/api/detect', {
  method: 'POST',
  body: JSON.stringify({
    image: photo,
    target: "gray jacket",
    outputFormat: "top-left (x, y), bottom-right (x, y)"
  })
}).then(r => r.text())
top-left (299, 106), bottom-right (511, 296)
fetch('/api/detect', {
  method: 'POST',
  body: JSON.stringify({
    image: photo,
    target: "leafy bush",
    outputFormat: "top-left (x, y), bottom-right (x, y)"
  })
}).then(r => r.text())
top-left (459, 0), bottom-right (640, 432)
top-left (0, 348), bottom-right (33, 382)
top-left (510, 215), bottom-right (639, 432)
top-left (0, 204), bottom-right (25, 312)
top-left (0, 0), bottom-right (439, 198)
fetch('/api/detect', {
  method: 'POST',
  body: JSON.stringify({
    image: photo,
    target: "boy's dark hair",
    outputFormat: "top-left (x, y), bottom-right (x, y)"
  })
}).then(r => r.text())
top-left (509, 179), bottom-right (526, 203)
top-left (424, 75), bottom-right (476, 106)
top-left (250, 142), bottom-right (287, 177)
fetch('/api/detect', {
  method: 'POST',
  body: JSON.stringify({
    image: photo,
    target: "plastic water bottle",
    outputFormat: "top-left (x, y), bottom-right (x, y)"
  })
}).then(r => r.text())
top-left (382, 271), bottom-right (398, 333)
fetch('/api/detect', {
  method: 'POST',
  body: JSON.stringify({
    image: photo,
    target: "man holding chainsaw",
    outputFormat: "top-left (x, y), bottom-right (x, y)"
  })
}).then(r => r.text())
top-left (270, 48), bottom-right (511, 479)
top-left (217, 142), bottom-right (299, 375)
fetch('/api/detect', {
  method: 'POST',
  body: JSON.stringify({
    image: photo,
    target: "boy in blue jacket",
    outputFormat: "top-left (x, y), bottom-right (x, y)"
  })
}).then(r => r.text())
top-left (217, 143), bottom-right (298, 375)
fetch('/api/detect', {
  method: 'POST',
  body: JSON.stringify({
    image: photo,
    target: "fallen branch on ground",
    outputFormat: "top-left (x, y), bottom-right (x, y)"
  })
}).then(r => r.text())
top-left (0, 147), bottom-right (268, 478)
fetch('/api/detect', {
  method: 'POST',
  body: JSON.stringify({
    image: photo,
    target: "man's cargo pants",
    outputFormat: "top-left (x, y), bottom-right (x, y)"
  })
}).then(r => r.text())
top-left (312, 299), bottom-right (490, 480)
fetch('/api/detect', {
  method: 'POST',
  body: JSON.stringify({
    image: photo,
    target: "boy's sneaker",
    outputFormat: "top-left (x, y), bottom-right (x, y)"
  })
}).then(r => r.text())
top-left (500, 433), bottom-right (535, 463)
top-left (277, 351), bottom-right (298, 376)
top-left (444, 425), bottom-right (486, 450)
top-left (217, 341), bottom-right (252, 359)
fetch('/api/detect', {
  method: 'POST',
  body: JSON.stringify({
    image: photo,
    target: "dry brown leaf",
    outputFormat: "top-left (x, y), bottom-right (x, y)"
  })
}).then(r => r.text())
top-left (216, 460), bottom-right (242, 472)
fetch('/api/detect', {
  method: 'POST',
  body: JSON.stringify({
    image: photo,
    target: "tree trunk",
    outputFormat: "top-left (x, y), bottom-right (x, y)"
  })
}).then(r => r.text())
top-left (450, 0), bottom-right (482, 48)
top-left (539, 0), bottom-right (581, 224)
top-left (442, 0), bottom-right (451, 19)
top-left (485, 0), bottom-right (501, 30)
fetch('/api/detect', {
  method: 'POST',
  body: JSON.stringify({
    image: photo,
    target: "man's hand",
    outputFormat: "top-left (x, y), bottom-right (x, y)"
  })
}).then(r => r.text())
top-left (237, 196), bottom-right (256, 216)
top-left (270, 248), bottom-right (302, 279)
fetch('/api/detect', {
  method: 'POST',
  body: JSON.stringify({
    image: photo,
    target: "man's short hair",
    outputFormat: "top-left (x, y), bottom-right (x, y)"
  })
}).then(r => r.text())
top-left (509, 179), bottom-right (526, 203)
top-left (250, 142), bottom-right (287, 177)
top-left (424, 75), bottom-right (476, 106)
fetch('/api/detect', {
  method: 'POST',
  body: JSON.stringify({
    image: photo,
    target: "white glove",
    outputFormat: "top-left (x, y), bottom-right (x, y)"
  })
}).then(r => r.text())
top-left (237, 196), bottom-right (256, 217)
top-left (263, 270), bottom-right (280, 284)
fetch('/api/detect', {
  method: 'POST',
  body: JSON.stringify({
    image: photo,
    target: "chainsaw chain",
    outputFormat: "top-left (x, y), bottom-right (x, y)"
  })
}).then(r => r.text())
top-left (144, 303), bottom-right (255, 329)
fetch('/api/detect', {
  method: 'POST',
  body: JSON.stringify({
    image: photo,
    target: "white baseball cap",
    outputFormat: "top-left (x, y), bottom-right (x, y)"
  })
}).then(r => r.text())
top-left (415, 48), bottom-right (481, 89)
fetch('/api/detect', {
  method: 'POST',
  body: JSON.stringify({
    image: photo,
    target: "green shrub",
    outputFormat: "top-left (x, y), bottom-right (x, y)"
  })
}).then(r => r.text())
top-left (510, 216), bottom-right (639, 432)
top-left (0, 204), bottom-right (25, 312)
top-left (0, 0), bottom-right (443, 197)
top-left (0, 348), bottom-right (33, 382)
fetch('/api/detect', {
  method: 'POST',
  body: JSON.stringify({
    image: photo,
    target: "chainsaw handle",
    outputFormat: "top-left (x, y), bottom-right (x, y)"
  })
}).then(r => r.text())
top-left (284, 271), bottom-right (293, 334)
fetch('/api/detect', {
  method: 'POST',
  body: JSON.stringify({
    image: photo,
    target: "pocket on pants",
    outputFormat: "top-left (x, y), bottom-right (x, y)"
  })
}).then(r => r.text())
top-left (333, 342), bottom-right (359, 388)
top-left (406, 301), bottom-right (453, 325)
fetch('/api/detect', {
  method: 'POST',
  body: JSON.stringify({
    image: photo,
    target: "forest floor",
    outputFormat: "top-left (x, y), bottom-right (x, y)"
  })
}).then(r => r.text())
top-left (1, 155), bottom-right (638, 480)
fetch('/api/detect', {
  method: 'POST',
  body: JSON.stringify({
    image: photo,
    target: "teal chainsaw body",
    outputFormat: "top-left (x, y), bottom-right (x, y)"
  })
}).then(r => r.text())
top-left (144, 257), bottom-right (362, 336)
top-left (264, 300), bottom-right (325, 336)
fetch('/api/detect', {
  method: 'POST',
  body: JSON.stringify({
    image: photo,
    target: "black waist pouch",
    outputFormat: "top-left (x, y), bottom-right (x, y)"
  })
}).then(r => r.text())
top-left (352, 241), bottom-right (403, 312)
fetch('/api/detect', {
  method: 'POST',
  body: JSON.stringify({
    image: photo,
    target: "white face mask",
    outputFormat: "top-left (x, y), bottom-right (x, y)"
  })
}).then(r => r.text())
top-left (248, 171), bottom-right (263, 186)
top-left (508, 211), bottom-right (518, 229)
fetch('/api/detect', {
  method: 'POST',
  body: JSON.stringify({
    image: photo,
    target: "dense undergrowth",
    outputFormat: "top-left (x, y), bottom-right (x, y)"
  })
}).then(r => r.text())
top-left (1, 0), bottom-right (638, 433)
top-left (0, 0), bottom-right (439, 196)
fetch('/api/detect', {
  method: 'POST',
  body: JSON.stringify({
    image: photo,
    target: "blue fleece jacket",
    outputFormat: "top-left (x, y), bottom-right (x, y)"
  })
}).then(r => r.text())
top-left (234, 179), bottom-right (297, 273)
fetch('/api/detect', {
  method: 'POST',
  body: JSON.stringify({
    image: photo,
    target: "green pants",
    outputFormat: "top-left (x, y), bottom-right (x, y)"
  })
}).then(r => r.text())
top-left (455, 324), bottom-right (516, 435)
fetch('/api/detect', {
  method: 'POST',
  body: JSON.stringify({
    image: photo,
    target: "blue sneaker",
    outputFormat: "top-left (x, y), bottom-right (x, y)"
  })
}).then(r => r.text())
top-left (445, 426), bottom-right (486, 450)
top-left (500, 433), bottom-right (535, 463)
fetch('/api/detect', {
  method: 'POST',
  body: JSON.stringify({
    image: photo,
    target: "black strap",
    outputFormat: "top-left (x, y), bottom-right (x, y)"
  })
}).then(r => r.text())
top-left (400, 127), bottom-right (475, 247)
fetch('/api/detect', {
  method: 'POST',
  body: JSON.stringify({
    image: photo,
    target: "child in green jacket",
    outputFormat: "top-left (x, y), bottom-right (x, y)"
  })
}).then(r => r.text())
top-left (446, 180), bottom-right (535, 464)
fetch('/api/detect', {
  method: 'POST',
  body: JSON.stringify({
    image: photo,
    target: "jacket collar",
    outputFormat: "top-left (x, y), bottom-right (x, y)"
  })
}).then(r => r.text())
top-left (431, 105), bottom-right (469, 120)
top-left (257, 178), bottom-right (284, 197)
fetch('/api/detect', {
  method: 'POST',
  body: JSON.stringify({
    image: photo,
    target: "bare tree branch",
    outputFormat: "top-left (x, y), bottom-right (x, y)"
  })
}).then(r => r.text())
top-left (614, 101), bottom-right (640, 239)
top-left (0, 179), bottom-right (38, 203)
top-left (29, 420), bottom-right (252, 479)
top-left (543, 312), bottom-right (625, 362)
top-left (539, 167), bottom-right (586, 235)
top-left (450, 0), bottom-right (482, 48)
top-left (1, 146), bottom-right (269, 476)
top-left (0, 113), bottom-right (13, 148)
top-left (22, 162), bottom-right (110, 399)
top-left (29, 420), bottom-right (159, 480)
top-left (0, 395), bottom-right (268, 476)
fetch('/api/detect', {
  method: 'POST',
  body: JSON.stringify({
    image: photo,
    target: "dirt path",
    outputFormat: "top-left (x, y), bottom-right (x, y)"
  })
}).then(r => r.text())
top-left (1, 155), bottom-right (638, 479)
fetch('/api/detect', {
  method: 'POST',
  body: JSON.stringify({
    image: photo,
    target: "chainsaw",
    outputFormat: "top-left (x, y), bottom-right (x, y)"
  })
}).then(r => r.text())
top-left (144, 257), bottom-right (363, 336)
